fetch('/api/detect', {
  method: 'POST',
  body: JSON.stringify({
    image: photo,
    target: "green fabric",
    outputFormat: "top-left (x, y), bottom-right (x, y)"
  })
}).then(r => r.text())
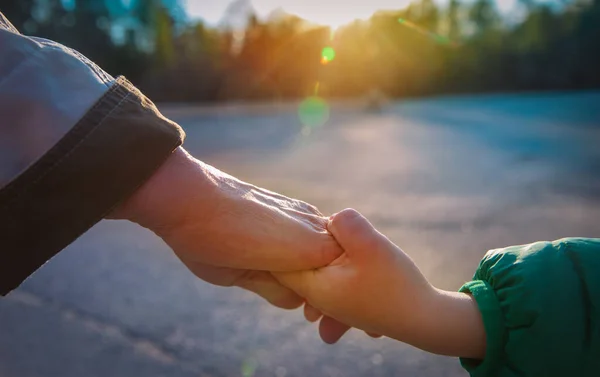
top-left (459, 238), bottom-right (600, 377)
top-left (459, 280), bottom-right (506, 376)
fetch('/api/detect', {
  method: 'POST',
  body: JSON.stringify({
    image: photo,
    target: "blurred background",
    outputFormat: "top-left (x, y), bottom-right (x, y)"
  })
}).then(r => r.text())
top-left (4, 0), bottom-right (600, 100)
top-left (1, 0), bottom-right (600, 376)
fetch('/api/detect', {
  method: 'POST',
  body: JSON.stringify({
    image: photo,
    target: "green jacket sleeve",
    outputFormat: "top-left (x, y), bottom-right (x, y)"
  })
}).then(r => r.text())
top-left (458, 238), bottom-right (600, 377)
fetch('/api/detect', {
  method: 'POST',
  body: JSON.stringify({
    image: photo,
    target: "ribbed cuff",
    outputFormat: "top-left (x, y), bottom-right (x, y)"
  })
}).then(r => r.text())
top-left (0, 76), bottom-right (185, 295)
top-left (459, 280), bottom-right (506, 377)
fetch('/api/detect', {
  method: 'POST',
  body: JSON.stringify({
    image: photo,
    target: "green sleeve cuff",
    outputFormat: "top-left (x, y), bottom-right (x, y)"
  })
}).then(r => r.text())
top-left (459, 280), bottom-right (506, 377)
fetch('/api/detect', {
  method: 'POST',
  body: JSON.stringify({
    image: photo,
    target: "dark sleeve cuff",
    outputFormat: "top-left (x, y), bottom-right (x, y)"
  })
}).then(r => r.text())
top-left (0, 76), bottom-right (185, 295)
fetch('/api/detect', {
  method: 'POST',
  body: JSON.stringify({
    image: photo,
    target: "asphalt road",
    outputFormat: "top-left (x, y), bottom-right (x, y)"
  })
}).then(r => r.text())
top-left (1, 92), bottom-right (600, 377)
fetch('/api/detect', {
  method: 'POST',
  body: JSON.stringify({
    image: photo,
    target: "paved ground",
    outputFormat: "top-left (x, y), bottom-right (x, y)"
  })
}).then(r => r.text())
top-left (1, 92), bottom-right (600, 377)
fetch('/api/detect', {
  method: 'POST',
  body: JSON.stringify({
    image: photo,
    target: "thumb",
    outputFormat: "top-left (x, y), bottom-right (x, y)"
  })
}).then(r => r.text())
top-left (272, 269), bottom-right (313, 299)
top-left (327, 208), bottom-right (388, 261)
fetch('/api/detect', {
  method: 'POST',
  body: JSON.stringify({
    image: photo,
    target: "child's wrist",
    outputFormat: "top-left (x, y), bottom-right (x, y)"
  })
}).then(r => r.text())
top-left (420, 289), bottom-right (486, 358)
top-left (377, 281), bottom-right (438, 343)
top-left (379, 286), bottom-right (485, 359)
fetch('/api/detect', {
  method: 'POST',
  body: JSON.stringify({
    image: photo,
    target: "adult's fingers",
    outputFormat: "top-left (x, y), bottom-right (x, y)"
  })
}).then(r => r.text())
top-left (272, 269), bottom-right (313, 298)
top-left (185, 261), bottom-right (304, 309)
top-left (235, 270), bottom-right (305, 309)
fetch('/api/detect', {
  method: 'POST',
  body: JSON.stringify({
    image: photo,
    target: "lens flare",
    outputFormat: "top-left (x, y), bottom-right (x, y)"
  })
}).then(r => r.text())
top-left (241, 357), bottom-right (258, 377)
top-left (321, 46), bottom-right (336, 63)
top-left (298, 96), bottom-right (330, 128)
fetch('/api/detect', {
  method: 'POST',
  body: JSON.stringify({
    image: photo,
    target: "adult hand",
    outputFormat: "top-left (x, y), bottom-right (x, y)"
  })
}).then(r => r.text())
top-left (110, 147), bottom-right (343, 309)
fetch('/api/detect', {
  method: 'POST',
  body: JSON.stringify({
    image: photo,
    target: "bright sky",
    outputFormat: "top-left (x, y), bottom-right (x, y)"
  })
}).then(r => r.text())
top-left (185, 0), bottom-right (412, 28)
top-left (185, 0), bottom-right (519, 28)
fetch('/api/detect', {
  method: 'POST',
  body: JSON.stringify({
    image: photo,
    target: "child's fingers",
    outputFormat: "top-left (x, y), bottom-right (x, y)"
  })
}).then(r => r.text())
top-left (319, 315), bottom-right (351, 344)
top-left (327, 208), bottom-right (386, 260)
top-left (304, 302), bottom-right (323, 322)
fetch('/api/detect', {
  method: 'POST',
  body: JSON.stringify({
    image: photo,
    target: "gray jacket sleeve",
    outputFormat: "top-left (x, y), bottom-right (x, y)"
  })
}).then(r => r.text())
top-left (0, 13), bottom-right (114, 188)
top-left (0, 13), bottom-right (186, 295)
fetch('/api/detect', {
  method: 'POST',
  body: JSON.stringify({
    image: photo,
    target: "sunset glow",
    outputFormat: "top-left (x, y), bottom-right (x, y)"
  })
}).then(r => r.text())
top-left (186, 0), bottom-right (520, 27)
top-left (185, 0), bottom-right (409, 28)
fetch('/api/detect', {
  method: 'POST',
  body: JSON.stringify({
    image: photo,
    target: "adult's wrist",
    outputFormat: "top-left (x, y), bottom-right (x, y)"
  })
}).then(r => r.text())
top-left (109, 147), bottom-right (218, 232)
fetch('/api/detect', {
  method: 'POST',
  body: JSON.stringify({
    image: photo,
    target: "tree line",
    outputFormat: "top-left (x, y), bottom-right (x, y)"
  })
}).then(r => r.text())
top-left (3, 0), bottom-right (599, 102)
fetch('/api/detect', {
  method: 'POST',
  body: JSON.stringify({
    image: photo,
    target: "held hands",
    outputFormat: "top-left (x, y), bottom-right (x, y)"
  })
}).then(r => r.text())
top-left (112, 148), bottom-right (484, 358)
top-left (111, 147), bottom-right (343, 309)
top-left (275, 209), bottom-right (436, 344)
top-left (275, 209), bottom-right (486, 359)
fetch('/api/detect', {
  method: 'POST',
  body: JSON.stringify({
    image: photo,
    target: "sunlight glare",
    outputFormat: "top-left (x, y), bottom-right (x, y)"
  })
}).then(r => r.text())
top-left (298, 96), bottom-right (330, 128)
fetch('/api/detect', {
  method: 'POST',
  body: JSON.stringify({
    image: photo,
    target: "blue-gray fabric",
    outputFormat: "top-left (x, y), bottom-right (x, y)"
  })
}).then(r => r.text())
top-left (0, 12), bottom-right (184, 295)
top-left (0, 12), bottom-right (113, 188)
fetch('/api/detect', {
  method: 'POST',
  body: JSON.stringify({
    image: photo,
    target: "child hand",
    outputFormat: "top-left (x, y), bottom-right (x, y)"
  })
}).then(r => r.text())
top-left (275, 209), bottom-right (435, 343)
top-left (275, 208), bottom-right (485, 358)
top-left (301, 302), bottom-right (382, 343)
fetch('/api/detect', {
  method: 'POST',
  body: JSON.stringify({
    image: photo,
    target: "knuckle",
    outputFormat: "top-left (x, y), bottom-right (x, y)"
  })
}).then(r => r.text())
top-left (334, 208), bottom-right (361, 224)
